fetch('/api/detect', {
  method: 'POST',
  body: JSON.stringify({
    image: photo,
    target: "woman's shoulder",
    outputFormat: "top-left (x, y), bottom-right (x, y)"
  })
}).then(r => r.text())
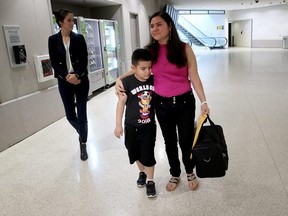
top-left (182, 42), bottom-right (191, 49)
top-left (184, 43), bottom-right (193, 54)
top-left (70, 31), bottom-right (84, 39)
top-left (48, 31), bottom-right (60, 41)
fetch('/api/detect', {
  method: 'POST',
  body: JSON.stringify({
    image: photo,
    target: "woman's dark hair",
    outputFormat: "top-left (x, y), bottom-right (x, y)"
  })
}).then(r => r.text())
top-left (54, 9), bottom-right (73, 28)
top-left (145, 11), bottom-right (187, 68)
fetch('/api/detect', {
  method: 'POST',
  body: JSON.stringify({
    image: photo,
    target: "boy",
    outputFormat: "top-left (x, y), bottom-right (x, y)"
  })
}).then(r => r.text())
top-left (114, 48), bottom-right (156, 198)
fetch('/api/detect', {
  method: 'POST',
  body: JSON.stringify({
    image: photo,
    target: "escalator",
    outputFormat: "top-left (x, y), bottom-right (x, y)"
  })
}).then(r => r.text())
top-left (164, 4), bottom-right (227, 49)
top-left (177, 16), bottom-right (227, 49)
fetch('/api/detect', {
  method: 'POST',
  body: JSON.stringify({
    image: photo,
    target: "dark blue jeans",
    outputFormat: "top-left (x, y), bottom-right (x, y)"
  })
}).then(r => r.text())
top-left (58, 76), bottom-right (89, 143)
top-left (155, 91), bottom-right (196, 177)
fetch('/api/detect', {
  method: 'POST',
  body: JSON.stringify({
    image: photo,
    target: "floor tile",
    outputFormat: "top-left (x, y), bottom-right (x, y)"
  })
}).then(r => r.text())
top-left (1, 48), bottom-right (288, 216)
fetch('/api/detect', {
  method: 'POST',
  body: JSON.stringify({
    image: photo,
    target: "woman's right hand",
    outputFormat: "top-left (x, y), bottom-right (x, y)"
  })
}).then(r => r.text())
top-left (115, 69), bottom-right (135, 95)
top-left (115, 78), bottom-right (125, 96)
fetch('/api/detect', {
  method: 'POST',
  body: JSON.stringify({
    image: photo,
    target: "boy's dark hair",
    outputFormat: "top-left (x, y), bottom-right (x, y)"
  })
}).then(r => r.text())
top-left (54, 9), bottom-right (73, 28)
top-left (131, 48), bottom-right (152, 66)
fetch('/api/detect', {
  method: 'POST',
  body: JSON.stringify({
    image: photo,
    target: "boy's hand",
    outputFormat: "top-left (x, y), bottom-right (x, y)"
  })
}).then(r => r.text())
top-left (114, 125), bottom-right (123, 138)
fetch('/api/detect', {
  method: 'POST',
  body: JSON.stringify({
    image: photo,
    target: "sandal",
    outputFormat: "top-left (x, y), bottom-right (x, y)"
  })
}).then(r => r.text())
top-left (166, 177), bottom-right (180, 192)
top-left (187, 173), bottom-right (198, 190)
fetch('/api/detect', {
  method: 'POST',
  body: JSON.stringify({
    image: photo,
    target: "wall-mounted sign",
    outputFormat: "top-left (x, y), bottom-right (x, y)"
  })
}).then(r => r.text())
top-left (34, 54), bottom-right (54, 82)
top-left (2, 25), bottom-right (26, 68)
top-left (217, 25), bottom-right (224, 30)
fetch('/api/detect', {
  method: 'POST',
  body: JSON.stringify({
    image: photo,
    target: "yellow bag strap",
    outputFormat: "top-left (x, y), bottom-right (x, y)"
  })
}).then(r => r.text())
top-left (190, 114), bottom-right (208, 159)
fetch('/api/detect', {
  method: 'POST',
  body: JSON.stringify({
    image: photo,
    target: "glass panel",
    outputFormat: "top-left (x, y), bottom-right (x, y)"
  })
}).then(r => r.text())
top-left (104, 22), bottom-right (118, 72)
top-left (178, 16), bottom-right (227, 48)
top-left (85, 19), bottom-right (103, 72)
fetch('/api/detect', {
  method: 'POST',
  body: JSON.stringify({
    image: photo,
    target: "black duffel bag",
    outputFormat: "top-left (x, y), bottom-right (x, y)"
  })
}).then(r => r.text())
top-left (190, 114), bottom-right (228, 178)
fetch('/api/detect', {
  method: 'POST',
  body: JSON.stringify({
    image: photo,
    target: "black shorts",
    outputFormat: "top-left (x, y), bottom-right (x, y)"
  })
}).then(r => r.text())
top-left (124, 123), bottom-right (156, 167)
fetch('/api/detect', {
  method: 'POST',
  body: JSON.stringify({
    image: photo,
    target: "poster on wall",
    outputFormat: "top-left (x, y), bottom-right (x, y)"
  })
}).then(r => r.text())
top-left (2, 25), bottom-right (27, 68)
top-left (217, 25), bottom-right (224, 30)
top-left (34, 54), bottom-right (54, 82)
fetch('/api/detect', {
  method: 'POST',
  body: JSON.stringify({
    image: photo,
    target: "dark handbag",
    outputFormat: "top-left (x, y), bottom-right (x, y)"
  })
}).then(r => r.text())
top-left (190, 114), bottom-right (228, 178)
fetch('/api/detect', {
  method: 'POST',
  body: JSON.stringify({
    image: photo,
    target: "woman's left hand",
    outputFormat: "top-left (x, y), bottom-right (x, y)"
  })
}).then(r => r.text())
top-left (201, 103), bottom-right (210, 115)
top-left (66, 73), bottom-right (81, 85)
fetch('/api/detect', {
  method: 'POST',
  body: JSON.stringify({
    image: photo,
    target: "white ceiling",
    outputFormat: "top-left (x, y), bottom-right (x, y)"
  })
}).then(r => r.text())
top-left (50, 0), bottom-right (119, 7)
top-left (51, 0), bottom-right (288, 10)
top-left (166, 0), bottom-right (288, 10)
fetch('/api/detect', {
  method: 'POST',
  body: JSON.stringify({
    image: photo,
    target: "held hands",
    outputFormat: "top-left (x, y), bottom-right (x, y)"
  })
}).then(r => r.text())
top-left (66, 73), bottom-right (81, 85)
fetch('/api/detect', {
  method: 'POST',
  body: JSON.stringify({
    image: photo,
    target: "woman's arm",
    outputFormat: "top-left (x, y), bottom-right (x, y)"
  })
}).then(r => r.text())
top-left (48, 35), bottom-right (67, 79)
top-left (186, 44), bottom-right (210, 115)
top-left (115, 69), bottom-right (134, 95)
top-left (74, 34), bottom-right (88, 77)
top-left (66, 34), bottom-right (88, 85)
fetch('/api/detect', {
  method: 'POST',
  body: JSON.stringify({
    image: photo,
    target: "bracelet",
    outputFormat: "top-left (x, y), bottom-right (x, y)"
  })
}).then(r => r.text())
top-left (201, 101), bottom-right (207, 106)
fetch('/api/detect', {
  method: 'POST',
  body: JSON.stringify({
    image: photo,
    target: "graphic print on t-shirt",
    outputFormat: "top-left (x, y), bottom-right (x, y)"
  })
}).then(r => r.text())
top-left (125, 77), bottom-right (154, 126)
top-left (138, 91), bottom-right (152, 120)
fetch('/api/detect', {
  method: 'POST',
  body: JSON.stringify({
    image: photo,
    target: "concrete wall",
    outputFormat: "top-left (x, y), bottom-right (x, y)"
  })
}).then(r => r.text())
top-left (229, 5), bottom-right (288, 48)
top-left (0, 0), bottom-right (65, 152)
top-left (0, 0), bottom-right (158, 152)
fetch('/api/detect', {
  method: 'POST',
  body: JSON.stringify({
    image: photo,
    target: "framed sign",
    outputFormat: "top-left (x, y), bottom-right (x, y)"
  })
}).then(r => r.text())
top-left (3, 25), bottom-right (27, 68)
top-left (34, 54), bottom-right (54, 82)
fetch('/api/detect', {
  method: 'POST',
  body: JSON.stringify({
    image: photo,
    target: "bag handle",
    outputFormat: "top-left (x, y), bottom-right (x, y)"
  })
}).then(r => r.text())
top-left (191, 114), bottom-right (208, 150)
top-left (190, 114), bottom-right (219, 159)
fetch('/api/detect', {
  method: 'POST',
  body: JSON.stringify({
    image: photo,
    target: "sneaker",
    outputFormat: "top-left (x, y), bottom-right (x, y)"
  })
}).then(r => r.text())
top-left (146, 181), bottom-right (157, 198)
top-left (137, 172), bottom-right (147, 187)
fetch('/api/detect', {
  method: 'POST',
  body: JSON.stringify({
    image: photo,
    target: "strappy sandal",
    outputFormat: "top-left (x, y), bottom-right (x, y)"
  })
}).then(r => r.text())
top-left (187, 173), bottom-right (199, 191)
top-left (166, 177), bottom-right (180, 192)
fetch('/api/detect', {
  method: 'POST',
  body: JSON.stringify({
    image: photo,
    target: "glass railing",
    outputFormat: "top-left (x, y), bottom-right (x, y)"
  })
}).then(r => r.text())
top-left (177, 16), bottom-right (227, 48)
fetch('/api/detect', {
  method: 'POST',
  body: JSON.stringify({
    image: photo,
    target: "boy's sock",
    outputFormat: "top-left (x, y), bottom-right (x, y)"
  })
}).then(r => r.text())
top-left (147, 179), bottom-right (154, 183)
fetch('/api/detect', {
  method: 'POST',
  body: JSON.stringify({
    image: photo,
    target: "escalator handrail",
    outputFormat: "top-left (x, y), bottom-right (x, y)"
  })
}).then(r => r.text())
top-left (178, 24), bottom-right (227, 47)
top-left (178, 24), bottom-right (217, 47)
top-left (177, 16), bottom-right (227, 47)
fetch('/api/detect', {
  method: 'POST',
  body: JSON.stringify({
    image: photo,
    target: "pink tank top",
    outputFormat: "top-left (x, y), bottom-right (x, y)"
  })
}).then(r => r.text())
top-left (152, 44), bottom-right (192, 97)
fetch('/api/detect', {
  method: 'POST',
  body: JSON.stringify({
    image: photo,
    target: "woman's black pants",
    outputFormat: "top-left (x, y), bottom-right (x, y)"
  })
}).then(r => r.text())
top-left (58, 76), bottom-right (89, 143)
top-left (155, 91), bottom-right (196, 177)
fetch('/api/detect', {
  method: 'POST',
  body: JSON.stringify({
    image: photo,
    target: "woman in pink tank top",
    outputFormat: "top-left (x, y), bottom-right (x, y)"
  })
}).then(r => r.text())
top-left (145, 11), bottom-right (209, 192)
top-left (116, 11), bottom-right (209, 192)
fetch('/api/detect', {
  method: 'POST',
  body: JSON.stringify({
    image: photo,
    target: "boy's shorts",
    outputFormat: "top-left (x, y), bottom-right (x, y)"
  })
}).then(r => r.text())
top-left (124, 122), bottom-right (156, 167)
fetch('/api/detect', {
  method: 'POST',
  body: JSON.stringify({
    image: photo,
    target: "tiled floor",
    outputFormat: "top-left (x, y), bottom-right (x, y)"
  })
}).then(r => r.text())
top-left (1, 48), bottom-right (288, 216)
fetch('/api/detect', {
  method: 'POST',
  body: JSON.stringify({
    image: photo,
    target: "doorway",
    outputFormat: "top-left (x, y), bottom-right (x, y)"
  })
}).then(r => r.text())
top-left (229, 19), bottom-right (252, 47)
top-left (129, 13), bottom-right (140, 51)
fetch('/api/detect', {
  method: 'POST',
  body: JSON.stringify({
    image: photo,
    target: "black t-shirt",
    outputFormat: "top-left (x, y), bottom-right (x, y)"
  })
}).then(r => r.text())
top-left (123, 75), bottom-right (155, 127)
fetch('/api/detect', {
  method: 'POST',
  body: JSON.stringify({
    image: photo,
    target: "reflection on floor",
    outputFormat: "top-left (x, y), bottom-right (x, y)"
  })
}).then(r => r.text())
top-left (1, 48), bottom-right (288, 216)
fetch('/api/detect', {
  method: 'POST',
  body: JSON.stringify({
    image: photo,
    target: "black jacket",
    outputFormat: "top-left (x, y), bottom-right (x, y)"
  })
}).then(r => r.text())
top-left (48, 31), bottom-right (88, 79)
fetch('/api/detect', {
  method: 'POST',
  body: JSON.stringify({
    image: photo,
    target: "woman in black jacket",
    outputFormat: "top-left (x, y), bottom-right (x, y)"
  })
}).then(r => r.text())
top-left (48, 9), bottom-right (89, 161)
